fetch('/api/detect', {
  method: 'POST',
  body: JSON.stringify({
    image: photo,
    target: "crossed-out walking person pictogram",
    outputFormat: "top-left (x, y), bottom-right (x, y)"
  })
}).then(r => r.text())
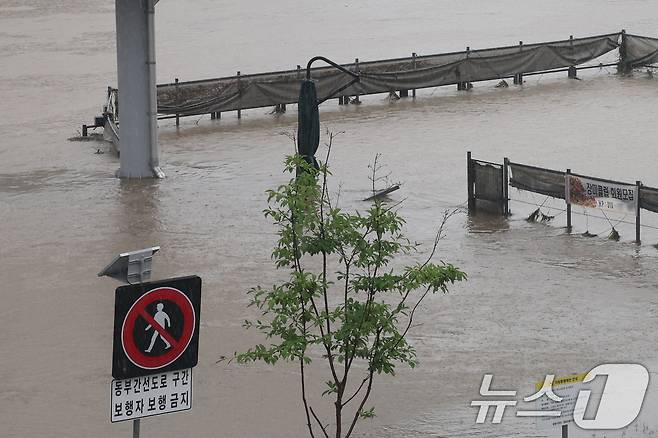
top-left (144, 302), bottom-right (171, 353)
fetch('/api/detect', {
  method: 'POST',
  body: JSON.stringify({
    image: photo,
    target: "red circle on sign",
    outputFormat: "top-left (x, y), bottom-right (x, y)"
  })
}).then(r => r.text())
top-left (122, 287), bottom-right (195, 369)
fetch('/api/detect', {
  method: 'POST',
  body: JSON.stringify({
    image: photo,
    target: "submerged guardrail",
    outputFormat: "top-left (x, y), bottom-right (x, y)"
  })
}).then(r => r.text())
top-left (83, 30), bottom-right (658, 138)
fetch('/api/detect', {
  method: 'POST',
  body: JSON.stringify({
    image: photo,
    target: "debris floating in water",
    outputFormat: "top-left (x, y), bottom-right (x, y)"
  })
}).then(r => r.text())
top-left (608, 227), bottom-right (620, 241)
top-left (495, 80), bottom-right (509, 88)
top-left (526, 208), bottom-right (541, 222)
top-left (527, 207), bottom-right (554, 223)
top-left (363, 185), bottom-right (400, 201)
top-left (582, 231), bottom-right (598, 238)
top-left (68, 133), bottom-right (105, 142)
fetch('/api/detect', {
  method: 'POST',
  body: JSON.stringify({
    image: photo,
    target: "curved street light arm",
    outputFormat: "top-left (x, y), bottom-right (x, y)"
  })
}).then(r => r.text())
top-left (305, 56), bottom-right (361, 106)
top-left (306, 56), bottom-right (360, 80)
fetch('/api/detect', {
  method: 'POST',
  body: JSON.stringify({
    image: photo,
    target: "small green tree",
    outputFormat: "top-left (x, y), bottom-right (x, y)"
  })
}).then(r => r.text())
top-left (235, 137), bottom-right (466, 438)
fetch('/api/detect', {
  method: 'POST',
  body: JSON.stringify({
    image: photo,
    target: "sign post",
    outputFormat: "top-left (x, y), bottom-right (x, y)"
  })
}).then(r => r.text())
top-left (99, 248), bottom-right (201, 438)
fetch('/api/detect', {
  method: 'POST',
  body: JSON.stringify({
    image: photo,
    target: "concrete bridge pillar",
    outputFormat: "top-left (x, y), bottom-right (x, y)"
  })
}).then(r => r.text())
top-left (115, 0), bottom-right (164, 178)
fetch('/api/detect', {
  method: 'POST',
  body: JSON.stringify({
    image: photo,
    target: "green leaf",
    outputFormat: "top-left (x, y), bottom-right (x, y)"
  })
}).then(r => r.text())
top-left (359, 407), bottom-right (376, 419)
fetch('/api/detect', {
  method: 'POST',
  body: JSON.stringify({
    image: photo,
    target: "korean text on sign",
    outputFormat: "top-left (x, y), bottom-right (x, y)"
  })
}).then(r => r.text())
top-left (111, 368), bottom-right (192, 422)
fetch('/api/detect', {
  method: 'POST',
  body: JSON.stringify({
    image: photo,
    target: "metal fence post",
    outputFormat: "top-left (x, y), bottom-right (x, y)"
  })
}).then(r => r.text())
top-left (561, 424), bottom-right (568, 438)
top-left (568, 65), bottom-right (577, 79)
top-left (354, 58), bottom-right (360, 104)
top-left (467, 151), bottom-right (475, 213)
top-left (114, 88), bottom-right (119, 119)
top-left (566, 168), bottom-right (572, 231)
top-left (567, 35), bottom-right (577, 79)
top-left (106, 85), bottom-right (112, 119)
top-left (412, 52), bottom-right (417, 98)
top-left (514, 41), bottom-right (523, 84)
top-left (503, 157), bottom-right (510, 216)
top-left (458, 47), bottom-right (470, 90)
top-left (175, 78), bottom-right (180, 127)
top-left (636, 180), bottom-right (642, 244)
top-left (237, 71), bottom-right (242, 119)
top-left (618, 29), bottom-right (630, 74)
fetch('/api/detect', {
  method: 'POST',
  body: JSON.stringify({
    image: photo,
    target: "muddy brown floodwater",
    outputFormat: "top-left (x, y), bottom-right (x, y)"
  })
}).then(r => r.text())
top-left (1, 1), bottom-right (658, 437)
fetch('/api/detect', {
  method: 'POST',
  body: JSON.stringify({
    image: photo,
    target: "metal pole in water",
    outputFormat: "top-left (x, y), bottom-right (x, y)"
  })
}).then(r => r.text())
top-left (561, 424), bottom-right (568, 438)
top-left (568, 65), bottom-right (577, 79)
top-left (568, 36), bottom-right (577, 81)
top-left (636, 180), bottom-right (642, 244)
top-left (566, 168), bottom-right (572, 231)
top-left (514, 41), bottom-right (524, 85)
top-left (503, 157), bottom-right (510, 216)
top-left (237, 71), bottom-right (242, 119)
top-left (175, 77), bottom-right (180, 126)
top-left (353, 58), bottom-right (360, 104)
top-left (412, 52), bottom-right (417, 98)
top-left (467, 151), bottom-right (475, 213)
top-left (131, 258), bottom-right (150, 438)
top-left (133, 418), bottom-right (140, 438)
top-left (99, 247), bottom-right (159, 436)
top-left (619, 29), bottom-right (629, 74)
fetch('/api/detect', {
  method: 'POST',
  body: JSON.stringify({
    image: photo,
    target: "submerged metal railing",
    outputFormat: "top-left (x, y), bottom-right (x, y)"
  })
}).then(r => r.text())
top-left (83, 30), bottom-right (658, 136)
top-left (467, 153), bottom-right (658, 244)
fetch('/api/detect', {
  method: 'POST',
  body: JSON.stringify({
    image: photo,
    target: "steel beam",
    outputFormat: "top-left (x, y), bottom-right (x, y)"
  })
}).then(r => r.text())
top-left (115, 0), bottom-right (164, 178)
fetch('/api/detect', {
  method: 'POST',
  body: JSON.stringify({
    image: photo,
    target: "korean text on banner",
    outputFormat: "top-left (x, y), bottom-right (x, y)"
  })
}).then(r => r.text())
top-left (534, 373), bottom-right (587, 430)
top-left (566, 175), bottom-right (637, 213)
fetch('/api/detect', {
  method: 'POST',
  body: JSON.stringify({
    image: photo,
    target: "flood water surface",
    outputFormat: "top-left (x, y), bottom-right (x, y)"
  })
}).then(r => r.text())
top-left (1, 1), bottom-right (658, 437)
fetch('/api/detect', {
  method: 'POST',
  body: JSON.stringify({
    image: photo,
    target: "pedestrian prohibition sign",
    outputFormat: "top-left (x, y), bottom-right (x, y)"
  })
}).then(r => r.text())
top-left (112, 276), bottom-right (201, 379)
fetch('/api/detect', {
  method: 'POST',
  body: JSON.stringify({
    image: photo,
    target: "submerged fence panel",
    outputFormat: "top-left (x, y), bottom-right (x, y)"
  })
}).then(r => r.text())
top-left (624, 34), bottom-right (658, 68)
top-left (90, 30), bottom-right (658, 132)
top-left (156, 33), bottom-right (621, 116)
top-left (467, 153), bottom-right (506, 214)
top-left (509, 162), bottom-right (566, 199)
top-left (89, 29), bottom-right (658, 134)
top-left (640, 185), bottom-right (658, 213)
top-left (469, 155), bottom-right (658, 243)
top-left (475, 162), bottom-right (503, 199)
